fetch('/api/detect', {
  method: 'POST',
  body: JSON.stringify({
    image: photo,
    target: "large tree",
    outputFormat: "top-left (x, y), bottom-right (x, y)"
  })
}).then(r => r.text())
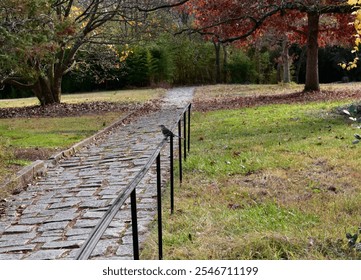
top-left (183, 0), bottom-right (353, 91)
top-left (0, 0), bottom-right (189, 105)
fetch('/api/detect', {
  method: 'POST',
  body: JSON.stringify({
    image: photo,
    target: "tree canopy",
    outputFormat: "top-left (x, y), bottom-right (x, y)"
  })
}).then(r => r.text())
top-left (0, 0), bottom-right (358, 103)
top-left (181, 0), bottom-right (354, 91)
top-left (0, 0), bottom-right (189, 105)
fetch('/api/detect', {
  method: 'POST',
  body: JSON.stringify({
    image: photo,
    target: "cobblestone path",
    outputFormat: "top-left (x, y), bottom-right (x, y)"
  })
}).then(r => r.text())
top-left (0, 87), bottom-right (194, 260)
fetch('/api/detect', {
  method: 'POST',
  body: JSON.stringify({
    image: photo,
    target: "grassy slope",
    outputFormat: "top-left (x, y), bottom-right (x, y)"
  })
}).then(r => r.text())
top-left (141, 86), bottom-right (361, 260)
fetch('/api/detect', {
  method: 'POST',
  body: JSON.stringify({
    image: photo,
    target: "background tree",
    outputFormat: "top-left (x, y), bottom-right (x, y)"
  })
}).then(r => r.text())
top-left (0, 0), bottom-right (190, 106)
top-left (183, 0), bottom-right (353, 91)
top-left (341, 0), bottom-right (361, 70)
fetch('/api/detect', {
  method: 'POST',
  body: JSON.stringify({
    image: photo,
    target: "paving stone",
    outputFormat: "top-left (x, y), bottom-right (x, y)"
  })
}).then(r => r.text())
top-left (101, 195), bottom-right (118, 200)
top-left (91, 239), bottom-right (118, 257)
top-left (65, 228), bottom-right (92, 237)
top-left (73, 219), bottom-right (100, 228)
top-left (22, 204), bottom-right (49, 215)
top-left (99, 188), bottom-right (122, 196)
top-left (38, 221), bottom-right (69, 232)
top-left (79, 200), bottom-right (109, 209)
top-left (0, 244), bottom-right (36, 253)
top-left (121, 234), bottom-right (134, 245)
top-left (31, 236), bottom-right (61, 243)
top-left (82, 211), bottom-right (106, 219)
top-left (0, 254), bottom-right (23, 260)
top-left (116, 245), bottom-right (133, 257)
top-left (39, 230), bottom-right (64, 237)
top-left (0, 223), bottom-right (8, 232)
top-left (26, 249), bottom-right (67, 260)
top-left (0, 239), bottom-right (30, 247)
top-left (17, 217), bottom-right (47, 225)
top-left (76, 190), bottom-right (96, 197)
top-left (4, 225), bottom-right (34, 234)
top-left (137, 203), bottom-right (157, 211)
top-left (103, 227), bottom-right (124, 239)
top-left (108, 220), bottom-right (127, 230)
top-left (78, 183), bottom-right (102, 188)
top-left (46, 210), bottom-right (78, 223)
top-left (97, 256), bottom-right (134, 260)
top-left (42, 240), bottom-right (83, 249)
top-left (48, 201), bottom-right (79, 210)
top-left (67, 235), bottom-right (87, 241)
top-left (0, 231), bottom-right (37, 241)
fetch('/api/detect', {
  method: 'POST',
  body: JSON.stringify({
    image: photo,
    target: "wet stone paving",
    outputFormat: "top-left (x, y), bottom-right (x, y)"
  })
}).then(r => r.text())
top-left (0, 87), bottom-right (194, 260)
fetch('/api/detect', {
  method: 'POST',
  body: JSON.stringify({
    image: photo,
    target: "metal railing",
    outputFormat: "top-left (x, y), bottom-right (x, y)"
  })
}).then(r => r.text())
top-left (75, 103), bottom-right (192, 260)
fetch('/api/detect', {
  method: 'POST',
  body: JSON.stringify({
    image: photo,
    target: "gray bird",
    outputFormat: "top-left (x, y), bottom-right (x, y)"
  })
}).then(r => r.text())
top-left (159, 125), bottom-right (181, 139)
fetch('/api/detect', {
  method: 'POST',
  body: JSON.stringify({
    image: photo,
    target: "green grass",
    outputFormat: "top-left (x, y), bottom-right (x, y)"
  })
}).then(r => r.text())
top-left (0, 113), bottom-right (120, 148)
top-left (184, 102), bottom-right (355, 176)
top-left (141, 99), bottom-right (361, 260)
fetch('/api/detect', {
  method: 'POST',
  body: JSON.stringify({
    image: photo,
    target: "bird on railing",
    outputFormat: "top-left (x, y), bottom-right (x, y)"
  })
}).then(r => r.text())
top-left (159, 125), bottom-right (182, 139)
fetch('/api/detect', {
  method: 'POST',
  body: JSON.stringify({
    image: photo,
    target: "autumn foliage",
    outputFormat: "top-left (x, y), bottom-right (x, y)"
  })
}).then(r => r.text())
top-left (182, 0), bottom-right (354, 91)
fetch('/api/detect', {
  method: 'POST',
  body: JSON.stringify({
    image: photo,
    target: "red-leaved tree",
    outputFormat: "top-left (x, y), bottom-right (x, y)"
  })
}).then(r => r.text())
top-left (183, 0), bottom-right (353, 91)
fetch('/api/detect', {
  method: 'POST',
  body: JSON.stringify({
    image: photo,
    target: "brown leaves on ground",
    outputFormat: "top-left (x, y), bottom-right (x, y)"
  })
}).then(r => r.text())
top-left (13, 148), bottom-right (56, 161)
top-left (0, 100), bottom-right (162, 119)
top-left (193, 89), bottom-right (361, 112)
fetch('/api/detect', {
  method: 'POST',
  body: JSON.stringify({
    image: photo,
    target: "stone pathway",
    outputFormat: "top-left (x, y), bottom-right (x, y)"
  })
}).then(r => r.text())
top-left (0, 87), bottom-right (194, 260)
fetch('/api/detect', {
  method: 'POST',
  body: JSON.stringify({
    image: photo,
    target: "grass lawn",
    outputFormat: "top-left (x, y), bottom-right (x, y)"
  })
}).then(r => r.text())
top-left (2, 84), bottom-right (361, 259)
top-left (141, 87), bottom-right (361, 260)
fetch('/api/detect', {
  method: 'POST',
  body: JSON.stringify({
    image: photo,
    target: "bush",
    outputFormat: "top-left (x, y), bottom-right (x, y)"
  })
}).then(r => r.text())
top-left (169, 34), bottom-right (215, 85)
top-left (148, 45), bottom-right (174, 85)
top-left (226, 51), bottom-right (255, 84)
top-left (123, 47), bottom-right (150, 87)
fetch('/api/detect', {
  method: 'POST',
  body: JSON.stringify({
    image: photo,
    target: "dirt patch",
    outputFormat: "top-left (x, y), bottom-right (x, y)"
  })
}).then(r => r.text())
top-left (13, 147), bottom-right (57, 161)
top-left (193, 90), bottom-right (361, 112)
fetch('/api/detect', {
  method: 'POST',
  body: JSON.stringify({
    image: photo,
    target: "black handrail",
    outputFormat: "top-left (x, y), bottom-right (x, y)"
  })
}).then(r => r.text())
top-left (75, 103), bottom-right (191, 260)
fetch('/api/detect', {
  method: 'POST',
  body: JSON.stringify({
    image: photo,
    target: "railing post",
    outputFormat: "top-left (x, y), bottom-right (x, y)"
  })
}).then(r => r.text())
top-left (156, 154), bottom-right (163, 260)
top-left (170, 134), bottom-right (174, 214)
top-left (130, 189), bottom-right (139, 260)
top-left (178, 120), bottom-right (183, 184)
top-left (188, 104), bottom-right (191, 153)
top-left (183, 112), bottom-right (187, 161)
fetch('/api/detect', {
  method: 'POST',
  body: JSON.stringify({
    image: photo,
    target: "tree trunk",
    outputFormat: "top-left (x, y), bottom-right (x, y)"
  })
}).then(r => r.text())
top-left (222, 43), bottom-right (228, 83)
top-left (295, 46), bottom-right (306, 84)
top-left (304, 12), bottom-right (320, 92)
top-left (277, 61), bottom-right (282, 83)
top-left (282, 38), bottom-right (291, 83)
top-left (213, 40), bottom-right (222, 84)
top-left (32, 75), bottom-right (61, 106)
